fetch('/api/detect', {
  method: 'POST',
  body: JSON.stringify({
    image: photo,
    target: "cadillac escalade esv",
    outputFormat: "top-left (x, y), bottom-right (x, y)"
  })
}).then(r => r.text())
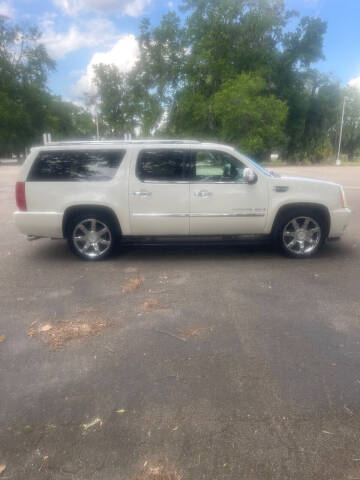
top-left (14, 140), bottom-right (351, 260)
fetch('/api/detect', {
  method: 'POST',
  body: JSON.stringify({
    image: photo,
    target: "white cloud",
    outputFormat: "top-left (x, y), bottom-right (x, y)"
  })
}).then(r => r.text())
top-left (291, 0), bottom-right (322, 5)
top-left (123, 0), bottom-right (151, 16)
top-left (53, 0), bottom-right (151, 17)
top-left (40, 18), bottom-right (119, 59)
top-left (72, 34), bottom-right (139, 98)
top-left (0, 1), bottom-right (15, 17)
top-left (349, 77), bottom-right (360, 91)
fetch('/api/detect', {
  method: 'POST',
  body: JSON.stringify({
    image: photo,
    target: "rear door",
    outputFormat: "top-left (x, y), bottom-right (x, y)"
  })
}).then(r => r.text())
top-left (189, 149), bottom-right (268, 235)
top-left (129, 148), bottom-right (190, 235)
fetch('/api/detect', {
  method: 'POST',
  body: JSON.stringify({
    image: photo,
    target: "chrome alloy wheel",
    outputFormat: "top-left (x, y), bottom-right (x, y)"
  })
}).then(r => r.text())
top-left (72, 218), bottom-right (112, 259)
top-left (282, 216), bottom-right (321, 256)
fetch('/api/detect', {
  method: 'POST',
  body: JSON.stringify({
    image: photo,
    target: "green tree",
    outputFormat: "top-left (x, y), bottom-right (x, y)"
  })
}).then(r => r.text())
top-left (341, 87), bottom-right (360, 160)
top-left (301, 77), bottom-right (341, 162)
top-left (213, 73), bottom-right (288, 159)
top-left (167, 89), bottom-right (214, 138)
top-left (0, 17), bottom-right (55, 154)
top-left (45, 97), bottom-right (95, 140)
top-left (273, 16), bottom-right (329, 159)
top-left (92, 64), bottom-right (135, 136)
top-left (0, 16), bottom-right (96, 155)
top-left (137, 13), bottom-right (187, 104)
top-left (92, 63), bottom-right (162, 137)
top-left (1, 2), bottom-right (342, 161)
top-left (139, 0), bottom-right (331, 160)
top-left (182, 0), bottom-right (288, 95)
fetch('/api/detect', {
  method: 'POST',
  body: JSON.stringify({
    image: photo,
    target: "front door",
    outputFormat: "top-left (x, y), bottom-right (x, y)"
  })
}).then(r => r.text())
top-left (189, 149), bottom-right (268, 235)
top-left (129, 148), bottom-right (190, 235)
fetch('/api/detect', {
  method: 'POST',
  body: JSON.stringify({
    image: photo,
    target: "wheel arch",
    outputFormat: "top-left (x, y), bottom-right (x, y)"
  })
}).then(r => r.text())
top-left (62, 205), bottom-right (122, 238)
top-left (271, 203), bottom-right (331, 238)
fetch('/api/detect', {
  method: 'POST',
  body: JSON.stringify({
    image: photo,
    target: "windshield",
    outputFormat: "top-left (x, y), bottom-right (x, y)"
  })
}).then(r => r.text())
top-left (235, 151), bottom-right (273, 177)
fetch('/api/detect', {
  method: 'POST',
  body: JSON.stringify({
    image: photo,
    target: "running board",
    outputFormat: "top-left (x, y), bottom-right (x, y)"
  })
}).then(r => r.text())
top-left (120, 234), bottom-right (270, 246)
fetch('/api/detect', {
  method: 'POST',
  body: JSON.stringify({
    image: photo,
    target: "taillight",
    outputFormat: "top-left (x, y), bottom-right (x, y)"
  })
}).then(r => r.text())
top-left (16, 182), bottom-right (27, 211)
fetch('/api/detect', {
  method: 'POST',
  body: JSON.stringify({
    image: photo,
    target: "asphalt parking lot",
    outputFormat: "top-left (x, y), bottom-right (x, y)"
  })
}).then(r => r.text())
top-left (0, 165), bottom-right (360, 480)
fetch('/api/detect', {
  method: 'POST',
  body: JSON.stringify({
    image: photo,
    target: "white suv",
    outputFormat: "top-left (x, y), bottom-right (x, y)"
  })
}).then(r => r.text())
top-left (14, 140), bottom-right (351, 260)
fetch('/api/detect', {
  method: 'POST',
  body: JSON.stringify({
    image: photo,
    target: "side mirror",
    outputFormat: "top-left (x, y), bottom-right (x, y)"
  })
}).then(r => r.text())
top-left (243, 167), bottom-right (258, 185)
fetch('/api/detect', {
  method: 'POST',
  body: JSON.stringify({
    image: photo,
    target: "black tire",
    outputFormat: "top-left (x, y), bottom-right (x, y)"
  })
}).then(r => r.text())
top-left (66, 211), bottom-right (117, 261)
top-left (273, 207), bottom-right (328, 258)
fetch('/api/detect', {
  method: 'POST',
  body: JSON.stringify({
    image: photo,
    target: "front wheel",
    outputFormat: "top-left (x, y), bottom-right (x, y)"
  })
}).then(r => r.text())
top-left (274, 209), bottom-right (327, 258)
top-left (67, 214), bottom-right (115, 260)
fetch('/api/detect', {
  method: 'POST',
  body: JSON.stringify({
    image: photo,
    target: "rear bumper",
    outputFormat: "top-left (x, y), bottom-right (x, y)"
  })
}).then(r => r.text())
top-left (329, 208), bottom-right (351, 238)
top-left (13, 211), bottom-right (64, 238)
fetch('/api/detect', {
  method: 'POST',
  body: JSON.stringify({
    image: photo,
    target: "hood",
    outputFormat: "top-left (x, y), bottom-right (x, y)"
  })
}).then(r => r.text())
top-left (272, 174), bottom-right (340, 188)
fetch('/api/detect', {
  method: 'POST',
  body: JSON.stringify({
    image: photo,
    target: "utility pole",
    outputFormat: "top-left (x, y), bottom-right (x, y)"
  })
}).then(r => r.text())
top-left (336, 96), bottom-right (348, 166)
top-left (95, 110), bottom-right (100, 140)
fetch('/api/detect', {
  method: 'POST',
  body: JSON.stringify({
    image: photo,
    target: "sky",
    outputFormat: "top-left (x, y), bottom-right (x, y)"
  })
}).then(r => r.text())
top-left (1, 0), bottom-right (360, 102)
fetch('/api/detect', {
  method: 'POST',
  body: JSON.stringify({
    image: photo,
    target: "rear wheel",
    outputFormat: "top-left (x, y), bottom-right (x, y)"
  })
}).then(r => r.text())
top-left (67, 214), bottom-right (115, 260)
top-left (274, 209), bottom-right (327, 258)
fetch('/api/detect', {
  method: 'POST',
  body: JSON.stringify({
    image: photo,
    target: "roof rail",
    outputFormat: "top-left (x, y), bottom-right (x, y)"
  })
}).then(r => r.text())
top-left (46, 139), bottom-right (202, 146)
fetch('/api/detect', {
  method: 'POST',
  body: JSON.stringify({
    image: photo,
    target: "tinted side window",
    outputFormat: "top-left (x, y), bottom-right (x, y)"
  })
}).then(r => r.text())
top-left (28, 150), bottom-right (125, 181)
top-left (191, 150), bottom-right (245, 182)
top-left (137, 150), bottom-right (186, 182)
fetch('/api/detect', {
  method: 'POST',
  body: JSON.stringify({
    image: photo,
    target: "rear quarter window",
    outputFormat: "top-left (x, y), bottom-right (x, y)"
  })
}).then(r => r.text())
top-left (28, 150), bottom-right (125, 181)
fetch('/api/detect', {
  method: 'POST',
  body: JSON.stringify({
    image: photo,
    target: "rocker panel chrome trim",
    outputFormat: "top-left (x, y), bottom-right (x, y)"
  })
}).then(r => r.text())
top-left (132, 212), bottom-right (266, 218)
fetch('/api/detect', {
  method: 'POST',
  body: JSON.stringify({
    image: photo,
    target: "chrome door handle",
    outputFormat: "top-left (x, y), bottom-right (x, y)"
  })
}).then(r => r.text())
top-left (132, 190), bottom-right (152, 197)
top-left (194, 190), bottom-right (212, 198)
